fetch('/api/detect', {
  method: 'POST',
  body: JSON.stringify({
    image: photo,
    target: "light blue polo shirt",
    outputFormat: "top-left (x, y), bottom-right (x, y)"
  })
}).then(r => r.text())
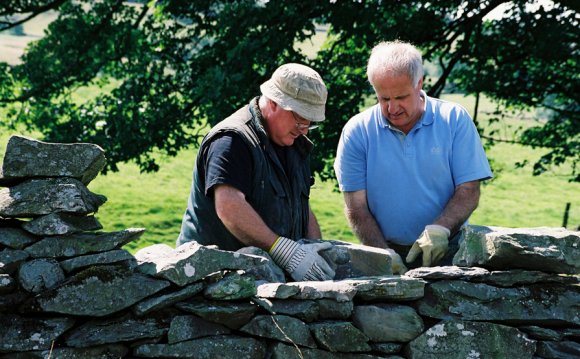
top-left (334, 92), bottom-right (492, 245)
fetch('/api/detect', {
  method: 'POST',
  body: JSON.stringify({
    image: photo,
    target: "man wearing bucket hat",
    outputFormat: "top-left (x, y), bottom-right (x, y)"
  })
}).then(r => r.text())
top-left (178, 63), bottom-right (335, 282)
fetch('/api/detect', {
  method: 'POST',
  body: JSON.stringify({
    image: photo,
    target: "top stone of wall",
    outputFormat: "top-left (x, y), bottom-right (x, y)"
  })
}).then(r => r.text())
top-left (0, 135), bottom-right (106, 186)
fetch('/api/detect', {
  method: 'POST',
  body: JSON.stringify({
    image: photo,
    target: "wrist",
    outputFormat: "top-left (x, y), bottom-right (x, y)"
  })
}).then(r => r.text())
top-left (269, 236), bottom-right (299, 268)
top-left (426, 224), bottom-right (451, 237)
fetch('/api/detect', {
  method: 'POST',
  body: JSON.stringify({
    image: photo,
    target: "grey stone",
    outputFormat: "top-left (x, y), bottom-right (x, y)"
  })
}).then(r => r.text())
top-left (353, 304), bottom-right (424, 342)
top-left (0, 314), bottom-right (75, 352)
top-left (352, 276), bottom-right (426, 301)
top-left (536, 340), bottom-right (580, 358)
top-left (471, 269), bottom-right (580, 287)
top-left (416, 280), bottom-right (580, 326)
top-left (310, 321), bottom-right (371, 352)
top-left (406, 320), bottom-right (536, 359)
top-left (454, 225), bottom-right (580, 274)
top-left (324, 240), bottom-right (393, 279)
top-left (0, 344), bottom-right (128, 358)
top-left (0, 227), bottom-right (37, 249)
top-left (22, 213), bottom-right (102, 236)
top-left (18, 258), bottom-right (65, 293)
top-left (370, 342), bottom-right (403, 355)
top-left (132, 335), bottom-right (266, 359)
top-left (270, 342), bottom-right (393, 359)
top-left (136, 241), bottom-right (268, 286)
top-left (0, 178), bottom-right (107, 217)
top-left (0, 135), bottom-right (106, 186)
top-left (20, 265), bottom-right (170, 317)
top-left (405, 266), bottom-right (490, 280)
top-left (519, 326), bottom-right (563, 341)
top-left (133, 282), bottom-right (204, 316)
top-left (203, 271), bottom-right (256, 300)
top-left (176, 300), bottom-right (257, 329)
top-left (0, 248), bottom-right (29, 274)
top-left (256, 298), bottom-right (320, 322)
top-left (64, 312), bottom-right (172, 347)
top-left (256, 282), bottom-right (301, 299)
top-left (167, 315), bottom-right (230, 343)
top-left (318, 298), bottom-right (354, 320)
top-left (0, 274), bottom-right (15, 294)
top-left (240, 314), bottom-right (316, 348)
top-left (24, 228), bottom-right (145, 258)
top-left (60, 249), bottom-right (136, 273)
top-left (236, 246), bottom-right (286, 283)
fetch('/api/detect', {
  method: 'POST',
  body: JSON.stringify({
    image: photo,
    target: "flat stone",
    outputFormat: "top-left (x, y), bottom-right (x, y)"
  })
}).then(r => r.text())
top-left (136, 241), bottom-right (268, 286)
top-left (318, 298), bottom-right (354, 320)
top-left (18, 258), bottom-right (65, 293)
top-left (405, 266), bottom-right (490, 280)
top-left (408, 320), bottom-right (536, 359)
top-left (0, 314), bottom-right (75, 352)
top-left (20, 265), bottom-right (170, 317)
top-left (60, 249), bottom-right (136, 273)
top-left (519, 326), bottom-right (563, 341)
top-left (0, 227), bottom-right (38, 249)
top-left (64, 311), bottom-right (173, 347)
top-left (371, 343), bottom-right (403, 355)
top-left (22, 213), bottom-right (102, 236)
top-left (132, 335), bottom-right (266, 358)
top-left (270, 342), bottom-right (391, 359)
top-left (176, 300), bottom-right (256, 329)
top-left (353, 304), bottom-right (424, 342)
top-left (256, 282), bottom-right (300, 299)
top-left (203, 271), bottom-right (256, 300)
top-left (24, 228), bottom-right (145, 258)
top-left (454, 225), bottom-right (580, 274)
top-left (0, 178), bottom-right (107, 217)
top-left (167, 315), bottom-right (231, 343)
top-left (255, 298), bottom-right (320, 322)
top-left (536, 340), bottom-right (580, 358)
top-left (240, 314), bottom-right (316, 348)
top-left (416, 280), bottom-right (580, 326)
top-left (309, 321), bottom-right (371, 352)
top-left (0, 135), bottom-right (106, 186)
top-left (133, 282), bottom-right (204, 316)
top-left (0, 344), bottom-right (128, 358)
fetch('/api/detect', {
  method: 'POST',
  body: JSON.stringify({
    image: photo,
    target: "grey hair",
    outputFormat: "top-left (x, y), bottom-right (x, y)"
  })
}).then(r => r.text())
top-left (367, 40), bottom-right (424, 88)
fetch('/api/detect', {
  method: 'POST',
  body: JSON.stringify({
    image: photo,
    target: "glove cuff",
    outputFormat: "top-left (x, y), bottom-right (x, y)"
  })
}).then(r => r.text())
top-left (269, 236), bottom-right (299, 268)
top-left (425, 224), bottom-right (451, 237)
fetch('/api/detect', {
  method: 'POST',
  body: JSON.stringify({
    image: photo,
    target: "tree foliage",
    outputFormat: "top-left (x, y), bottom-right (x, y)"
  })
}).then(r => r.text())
top-left (0, 0), bottom-right (578, 180)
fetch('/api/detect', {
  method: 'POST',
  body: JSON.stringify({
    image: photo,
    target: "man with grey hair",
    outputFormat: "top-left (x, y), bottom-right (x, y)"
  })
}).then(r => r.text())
top-left (334, 41), bottom-right (492, 273)
top-left (178, 63), bottom-right (335, 282)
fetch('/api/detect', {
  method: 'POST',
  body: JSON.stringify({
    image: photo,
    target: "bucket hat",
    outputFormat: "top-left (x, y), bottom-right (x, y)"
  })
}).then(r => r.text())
top-left (260, 63), bottom-right (327, 122)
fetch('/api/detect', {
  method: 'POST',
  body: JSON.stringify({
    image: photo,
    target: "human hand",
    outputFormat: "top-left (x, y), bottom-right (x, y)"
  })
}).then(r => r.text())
top-left (384, 248), bottom-right (408, 275)
top-left (269, 237), bottom-right (336, 281)
top-left (406, 225), bottom-right (450, 267)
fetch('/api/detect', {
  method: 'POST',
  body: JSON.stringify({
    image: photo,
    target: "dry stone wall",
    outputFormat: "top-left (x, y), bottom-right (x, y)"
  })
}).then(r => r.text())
top-left (0, 135), bottom-right (579, 359)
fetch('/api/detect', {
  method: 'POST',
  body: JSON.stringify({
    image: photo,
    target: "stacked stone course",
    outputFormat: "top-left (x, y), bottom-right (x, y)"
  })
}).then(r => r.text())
top-left (0, 135), bottom-right (579, 359)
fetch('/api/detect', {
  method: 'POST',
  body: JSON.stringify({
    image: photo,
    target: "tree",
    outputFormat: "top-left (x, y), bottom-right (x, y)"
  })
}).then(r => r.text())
top-left (0, 0), bottom-right (578, 180)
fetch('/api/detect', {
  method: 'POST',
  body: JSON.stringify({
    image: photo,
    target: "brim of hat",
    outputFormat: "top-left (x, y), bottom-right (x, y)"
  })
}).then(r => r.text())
top-left (260, 80), bottom-right (325, 122)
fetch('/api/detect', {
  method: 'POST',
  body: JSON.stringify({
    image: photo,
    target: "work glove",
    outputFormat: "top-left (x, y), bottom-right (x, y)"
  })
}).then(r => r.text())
top-left (384, 248), bottom-right (408, 275)
top-left (406, 225), bottom-right (450, 267)
top-left (269, 236), bottom-right (336, 281)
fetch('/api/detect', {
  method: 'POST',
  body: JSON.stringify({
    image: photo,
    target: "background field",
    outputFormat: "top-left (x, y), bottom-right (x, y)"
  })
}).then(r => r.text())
top-left (1, 14), bottom-right (578, 253)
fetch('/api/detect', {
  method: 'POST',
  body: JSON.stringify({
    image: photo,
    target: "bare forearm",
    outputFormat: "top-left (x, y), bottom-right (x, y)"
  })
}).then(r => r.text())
top-left (343, 191), bottom-right (389, 249)
top-left (307, 206), bottom-right (322, 239)
top-left (434, 181), bottom-right (481, 234)
top-left (214, 185), bottom-right (277, 250)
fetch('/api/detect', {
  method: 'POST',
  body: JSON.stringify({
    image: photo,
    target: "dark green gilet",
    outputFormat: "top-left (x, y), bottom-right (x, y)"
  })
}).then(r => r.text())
top-left (177, 98), bottom-right (313, 251)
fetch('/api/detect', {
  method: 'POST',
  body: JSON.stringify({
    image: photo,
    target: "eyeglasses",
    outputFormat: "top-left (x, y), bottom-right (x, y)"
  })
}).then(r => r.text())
top-left (291, 111), bottom-right (319, 131)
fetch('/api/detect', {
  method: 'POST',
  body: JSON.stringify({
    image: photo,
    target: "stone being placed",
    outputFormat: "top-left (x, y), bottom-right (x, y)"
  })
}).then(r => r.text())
top-left (0, 178), bottom-right (107, 217)
top-left (453, 225), bottom-right (580, 274)
top-left (0, 135), bottom-right (106, 186)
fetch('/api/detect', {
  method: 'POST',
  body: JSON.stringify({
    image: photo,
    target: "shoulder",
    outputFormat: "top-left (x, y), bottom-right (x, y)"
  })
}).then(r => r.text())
top-left (342, 104), bottom-right (382, 135)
